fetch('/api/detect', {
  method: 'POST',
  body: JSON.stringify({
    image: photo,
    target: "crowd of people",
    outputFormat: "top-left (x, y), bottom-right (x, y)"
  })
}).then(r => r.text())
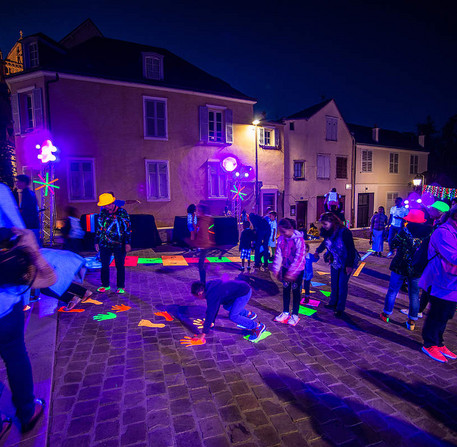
top-left (1, 179), bottom-right (457, 439)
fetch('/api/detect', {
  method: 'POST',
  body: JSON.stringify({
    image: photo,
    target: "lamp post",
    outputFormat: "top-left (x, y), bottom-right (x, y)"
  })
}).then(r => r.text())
top-left (253, 119), bottom-right (260, 213)
top-left (412, 174), bottom-right (424, 193)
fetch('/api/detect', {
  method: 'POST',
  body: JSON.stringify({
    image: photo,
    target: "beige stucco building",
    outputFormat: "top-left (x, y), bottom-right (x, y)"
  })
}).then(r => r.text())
top-left (283, 99), bottom-right (354, 229)
top-left (6, 20), bottom-right (284, 228)
top-left (348, 124), bottom-right (429, 227)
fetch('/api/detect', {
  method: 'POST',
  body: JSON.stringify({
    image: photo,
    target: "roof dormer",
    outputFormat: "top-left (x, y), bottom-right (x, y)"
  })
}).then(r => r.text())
top-left (23, 40), bottom-right (40, 69)
top-left (142, 52), bottom-right (164, 81)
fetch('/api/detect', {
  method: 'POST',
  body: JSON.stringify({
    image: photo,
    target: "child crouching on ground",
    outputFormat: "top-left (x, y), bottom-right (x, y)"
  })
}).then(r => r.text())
top-left (239, 221), bottom-right (255, 273)
top-left (301, 243), bottom-right (318, 304)
top-left (271, 219), bottom-right (306, 326)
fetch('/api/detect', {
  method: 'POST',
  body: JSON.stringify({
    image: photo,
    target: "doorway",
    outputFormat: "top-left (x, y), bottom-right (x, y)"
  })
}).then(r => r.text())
top-left (296, 201), bottom-right (308, 232)
top-left (357, 193), bottom-right (374, 227)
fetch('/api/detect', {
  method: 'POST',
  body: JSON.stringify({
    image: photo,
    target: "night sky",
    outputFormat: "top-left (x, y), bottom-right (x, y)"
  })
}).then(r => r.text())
top-left (2, 0), bottom-right (456, 132)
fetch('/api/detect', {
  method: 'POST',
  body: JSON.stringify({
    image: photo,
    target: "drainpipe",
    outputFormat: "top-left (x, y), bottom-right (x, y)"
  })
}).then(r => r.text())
top-left (350, 134), bottom-right (356, 228)
top-left (45, 73), bottom-right (59, 131)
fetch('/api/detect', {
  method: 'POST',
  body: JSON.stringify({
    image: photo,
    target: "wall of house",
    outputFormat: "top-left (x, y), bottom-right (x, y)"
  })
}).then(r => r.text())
top-left (354, 144), bottom-right (429, 227)
top-left (10, 74), bottom-right (284, 227)
top-left (284, 101), bottom-right (353, 227)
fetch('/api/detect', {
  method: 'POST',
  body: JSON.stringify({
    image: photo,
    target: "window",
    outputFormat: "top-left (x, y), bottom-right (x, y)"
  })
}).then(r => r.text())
top-left (387, 192), bottom-right (399, 206)
top-left (410, 155), bottom-right (418, 174)
top-left (208, 162), bottom-right (227, 198)
top-left (336, 156), bottom-right (348, 179)
top-left (146, 160), bottom-right (170, 201)
top-left (199, 106), bottom-right (233, 145)
top-left (262, 193), bottom-right (276, 215)
top-left (289, 122), bottom-right (295, 131)
top-left (143, 53), bottom-right (163, 80)
top-left (11, 88), bottom-right (43, 135)
top-left (389, 153), bottom-right (399, 174)
top-left (326, 116), bottom-right (338, 141)
top-left (259, 127), bottom-right (279, 148)
top-left (317, 154), bottom-right (330, 179)
top-left (68, 159), bottom-right (96, 201)
top-left (28, 42), bottom-right (39, 67)
top-left (361, 150), bottom-right (373, 172)
top-left (143, 97), bottom-right (167, 139)
top-left (293, 161), bottom-right (305, 180)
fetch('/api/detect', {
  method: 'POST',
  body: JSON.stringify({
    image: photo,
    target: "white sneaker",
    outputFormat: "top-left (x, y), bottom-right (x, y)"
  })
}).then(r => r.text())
top-left (288, 315), bottom-right (300, 326)
top-left (400, 309), bottom-right (423, 318)
top-left (418, 312), bottom-right (423, 318)
top-left (274, 312), bottom-right (290, 323)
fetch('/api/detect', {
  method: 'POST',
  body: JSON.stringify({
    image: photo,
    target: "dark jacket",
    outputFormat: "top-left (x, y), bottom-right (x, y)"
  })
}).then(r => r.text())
top-left (95, 207), bottom-right (132, 248)
top-left (239, 228), bottom-right (255, 251)
top-left (203, 280), bottom-right (251, 334)
top-left (20, 188), bottom-right (40, 230)
top-left (316, 227), bottom-right (357, 269)
top-left (249, 214), bottom-right (270, 237)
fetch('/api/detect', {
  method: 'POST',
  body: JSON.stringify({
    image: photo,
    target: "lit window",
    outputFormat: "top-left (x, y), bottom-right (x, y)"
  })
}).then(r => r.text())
top-left (317, 154), bottom-right (330, 179)
top-left (143, 53), bottom-right (163, 80)
top-left (143, 97), bottom-right (167, 139)
top-left (208, 162), bottom-right (227, 198)
top-left (293, 161), bottom-right (305, 179)
top-left (410, 155), bottom-right (418, 174)
top-left (146, 160), bottom-right (170, 200)
top-left (361, 150), bottom-right (373, 172)
top-left (389, 153), bottom-right (399, 174)
top-left (68, 159), bottom-right (96, 201)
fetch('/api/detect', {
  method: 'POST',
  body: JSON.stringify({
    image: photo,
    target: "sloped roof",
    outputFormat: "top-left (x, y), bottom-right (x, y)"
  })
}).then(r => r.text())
top-left (347, 123), bottom-right (426, 152)
top-left (9, 34), bottom-right (255, 102)
top-left (285, 99), bottom-right (333, 120)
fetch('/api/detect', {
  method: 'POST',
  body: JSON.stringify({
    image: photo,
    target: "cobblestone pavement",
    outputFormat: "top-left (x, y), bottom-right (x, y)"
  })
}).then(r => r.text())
top-left (49, 242), bottom-right (457, 447)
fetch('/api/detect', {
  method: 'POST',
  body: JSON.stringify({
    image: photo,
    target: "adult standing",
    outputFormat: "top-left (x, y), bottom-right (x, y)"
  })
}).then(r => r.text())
top-left (0, 183), bottom-right (55, 436)
top-left (370, 206), bottom-right (388, 256)
top-left (420, 205), bottom-right (457, 363)
top-left (315, 212), bottom-right (357, 318)
top-left (387, 197), bottom-right (408, 257)
top-left (15, 175), bottom-right (40, 245)
top-left (95, 193), bottom-right (131, 294)
top-left (380, 209), bottom-right (432, 330)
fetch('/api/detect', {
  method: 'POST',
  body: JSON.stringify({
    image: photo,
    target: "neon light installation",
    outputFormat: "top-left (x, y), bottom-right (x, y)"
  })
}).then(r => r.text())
top-left (33, 172), bottom-right (60, 196)
top-left (231, 185), bottom-right (247, 201)
top-left (221, 156), bottom-right (237, 172)
top-left (36, 140), bottom-right (58, 163)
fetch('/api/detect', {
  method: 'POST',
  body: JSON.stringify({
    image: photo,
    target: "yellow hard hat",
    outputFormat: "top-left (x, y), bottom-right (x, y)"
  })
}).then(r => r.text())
top-left (97, 193), bottom-right (116, 207)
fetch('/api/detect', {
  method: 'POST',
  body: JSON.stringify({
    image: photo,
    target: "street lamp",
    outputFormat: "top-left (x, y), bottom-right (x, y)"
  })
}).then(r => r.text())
top-left (412, 175), bottom-right (422, 187)
top-left (252, 119), bottom-right (260, 213)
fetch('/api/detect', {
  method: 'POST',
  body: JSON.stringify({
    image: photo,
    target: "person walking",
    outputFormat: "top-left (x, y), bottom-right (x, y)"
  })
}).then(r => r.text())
top-left (387, 197), bottom-right (409, 257)
top-left (95, 193), bottom-right (132, 294)
top-left (271, 219), bottom-right (306, 326)
top-left (370, 206), bottom-right (388, 256)
top-left (0, 183), bottom-right (56, 436)
top-left (315, 212), bottom-right (358, 318)
top-left (190, 280), bottom-right (266, 342)
top-left (380, 209), bottom-right (432, 330)
top-left (15, 175), bottom-right (40, 245)
top-left (420, 205), bottom-right (457, 363)
top-left (62, 206), bottom-right (85, 254)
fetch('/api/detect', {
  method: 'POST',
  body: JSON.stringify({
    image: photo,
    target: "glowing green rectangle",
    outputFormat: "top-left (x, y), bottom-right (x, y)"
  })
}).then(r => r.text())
top-left (138, 258), bottom-right (163, 264)
top-left (243, 331), bottom-right (272, 343)
top-left (206, 257), bottom-right (231, 263)
top-left (298, 306), bottom-right (317, 316)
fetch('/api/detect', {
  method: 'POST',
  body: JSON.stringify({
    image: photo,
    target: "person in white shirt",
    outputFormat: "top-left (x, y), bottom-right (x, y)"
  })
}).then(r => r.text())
top-left (387, 197), bottom-right (409, 257)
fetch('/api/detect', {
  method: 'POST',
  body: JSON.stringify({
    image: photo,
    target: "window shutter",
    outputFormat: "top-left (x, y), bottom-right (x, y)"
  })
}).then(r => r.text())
top-left (11, 93), bottom-right (21, 135)
top-left (225, 109), bottom-right (233, 144)
top-left (33, 88), bottom-right (43, 128)
top-left (274, 129), bottom-right (280, 148)
top-left (258, 127), bottom-right (264, 145)
top-left (199, 106), bottom-right (209, 143)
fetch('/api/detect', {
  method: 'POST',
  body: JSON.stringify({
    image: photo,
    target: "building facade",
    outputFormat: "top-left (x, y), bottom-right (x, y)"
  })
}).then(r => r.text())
top-left (348, 124), bottom-right (429, 227)
top-left (283, 99), bottom-right (354, 230)
top-left (6, 21), bottom-right (284, 227)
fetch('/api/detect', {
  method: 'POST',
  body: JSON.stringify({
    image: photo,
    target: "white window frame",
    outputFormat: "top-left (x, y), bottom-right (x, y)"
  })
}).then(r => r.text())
top-left (145, 159), bottom-right (171, 202)
top-left (208, 107), bottom-right (225, 143)
top-left (142, 52), bottom-right (164, 80)
top-left (293, 160), bottom-right (305, 180)
top-left (25, 93), bottom-right (34, 131)
top-left (410, 154), bottom-right (419, 174)
top-left (29, 42), bottom-right (39, 67)
top-left (317, 154), bottom-right (330, 180)
top-left (387, 192), bottom-right (399, 206)
top-left (336, 156), bottom-right (348, 179)
top-left (67, 158), bottom-right (97, 203)
top-left (207, 160), bottom-right (228, 199)
top-left (143, 96), bottom-right (168, 140)
top-left (325, 116), bottom-right (338, 141)
top-left (389, 153), bottom-right (399, 174)
top-left (361, 150), bottom-right (373, 172)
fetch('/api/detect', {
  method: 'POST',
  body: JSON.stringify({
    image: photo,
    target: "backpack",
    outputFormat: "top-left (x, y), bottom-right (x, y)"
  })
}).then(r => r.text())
top-left (411, 233), bottom-right (437, 274)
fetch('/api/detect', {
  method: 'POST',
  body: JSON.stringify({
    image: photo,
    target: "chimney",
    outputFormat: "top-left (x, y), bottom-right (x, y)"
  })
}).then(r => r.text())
top-left (418, 133), bottom-right (425, 148)
top-left (372, 125), bottom-right (379, 143)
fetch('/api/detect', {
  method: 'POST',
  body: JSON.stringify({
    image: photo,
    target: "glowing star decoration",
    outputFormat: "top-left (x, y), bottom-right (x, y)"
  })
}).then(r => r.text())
top-left (230, 185), bottom-right (247, 201)
top-left (33, 172), bottom-right (60, 196)
top-left (222, 156), bottom-right (237, 172)
top-left (36, 140), bottom-right (57, 163)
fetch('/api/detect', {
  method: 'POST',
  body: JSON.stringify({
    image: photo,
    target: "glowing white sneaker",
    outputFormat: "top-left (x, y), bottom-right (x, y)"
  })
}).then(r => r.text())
top-left (400, 308), bottom-right (423, 318)
top-left (274, 312), bottom-right (290, 323)
top-left (288, 315), bottom-right (300, 326)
